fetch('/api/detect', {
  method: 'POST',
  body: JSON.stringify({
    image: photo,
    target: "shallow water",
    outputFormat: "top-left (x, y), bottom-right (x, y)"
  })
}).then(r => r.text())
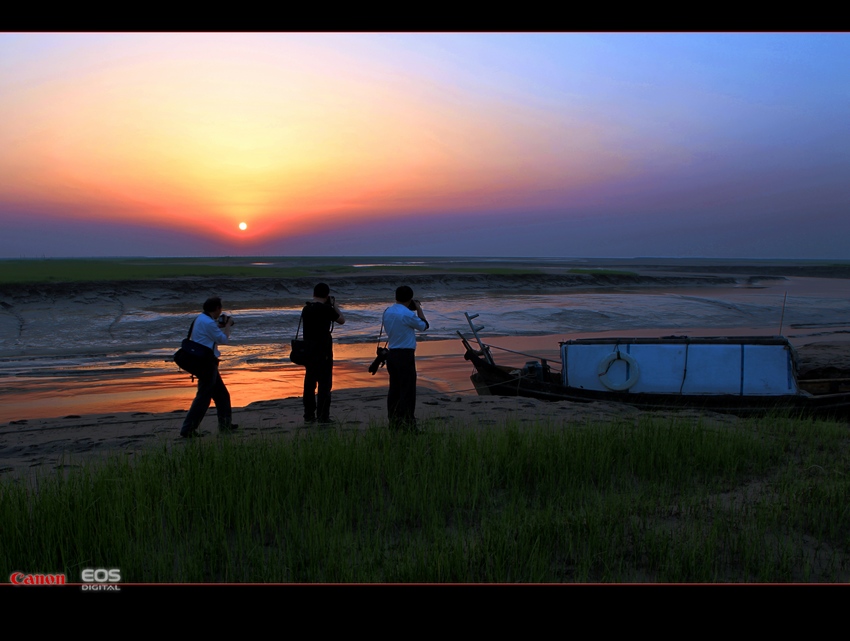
top-left (2, 272), bottom-right (850, 422)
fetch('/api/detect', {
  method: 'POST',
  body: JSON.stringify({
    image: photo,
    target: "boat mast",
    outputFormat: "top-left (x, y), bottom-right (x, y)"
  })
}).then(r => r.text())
top-left (463, 312), bottom-right (496, 365)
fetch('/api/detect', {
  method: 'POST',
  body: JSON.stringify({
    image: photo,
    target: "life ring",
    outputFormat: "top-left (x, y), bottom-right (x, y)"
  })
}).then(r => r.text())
top-left (597, 351), bottom-right (640, 391)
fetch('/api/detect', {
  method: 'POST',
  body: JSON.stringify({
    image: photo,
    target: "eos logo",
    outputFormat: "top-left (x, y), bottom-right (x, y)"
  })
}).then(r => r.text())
top-left (81, 568), bottom-right (121, 591)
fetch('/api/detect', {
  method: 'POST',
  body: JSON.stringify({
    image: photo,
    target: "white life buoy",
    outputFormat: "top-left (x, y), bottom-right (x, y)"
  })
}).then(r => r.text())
top-left (597, 350), bottom-right (640, 391)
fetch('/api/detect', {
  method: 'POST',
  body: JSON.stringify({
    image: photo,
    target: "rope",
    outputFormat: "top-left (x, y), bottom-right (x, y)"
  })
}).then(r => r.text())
top-left (482, 343), bottom-right (562, 373)
top-left (281, 369), bottom-right (530, 405)
top-left (421, 371), bottom-right (528, 398)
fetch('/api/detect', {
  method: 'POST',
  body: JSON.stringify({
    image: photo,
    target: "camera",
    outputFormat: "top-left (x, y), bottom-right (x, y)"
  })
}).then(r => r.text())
top-left (368, 347), bottom-right (389, 375)
top-left (407, 299), bottom-right (419, 311)
top-left (217, 314), bottom-right (234, 327)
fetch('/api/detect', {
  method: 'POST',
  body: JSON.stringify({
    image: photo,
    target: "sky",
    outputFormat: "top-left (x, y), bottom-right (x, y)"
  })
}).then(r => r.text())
top-left (1, 32), bottom-right (849, 259)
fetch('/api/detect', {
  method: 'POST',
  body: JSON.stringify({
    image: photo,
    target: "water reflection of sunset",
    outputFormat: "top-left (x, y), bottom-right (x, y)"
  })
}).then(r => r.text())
top-left (0, 340), bottom-right (478, 423)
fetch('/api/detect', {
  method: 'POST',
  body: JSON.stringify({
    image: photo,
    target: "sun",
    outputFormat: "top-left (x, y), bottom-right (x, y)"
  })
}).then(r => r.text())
top-left (238, 222), bottom-right (248, 231)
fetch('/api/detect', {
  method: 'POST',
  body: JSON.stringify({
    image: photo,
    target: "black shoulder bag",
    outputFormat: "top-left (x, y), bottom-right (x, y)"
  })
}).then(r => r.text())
top-left (174, 318), bottom-right (216, 378)
top-left (289, 308), bottom-right (309, 365)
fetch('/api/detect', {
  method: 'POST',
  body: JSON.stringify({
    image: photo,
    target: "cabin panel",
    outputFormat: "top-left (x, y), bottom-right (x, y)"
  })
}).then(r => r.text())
top-left (563, 343), bottom-right (687, 393)
top-left (679, 344), bottom-right (742, 395)
top-left (742, 345), bottom-right (798, 395)
top-left (563, 343), bottom-right (626, 391)
top-left (626, 344), bottom-right (688, 394)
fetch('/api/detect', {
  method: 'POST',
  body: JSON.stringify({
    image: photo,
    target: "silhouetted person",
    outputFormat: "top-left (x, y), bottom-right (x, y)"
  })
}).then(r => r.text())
top-left (302, 283), bottom-right (345, 424)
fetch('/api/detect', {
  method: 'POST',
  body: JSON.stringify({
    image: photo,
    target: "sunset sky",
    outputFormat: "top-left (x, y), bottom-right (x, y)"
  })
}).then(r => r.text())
top-left (1, 32), bottom-right (849, 258)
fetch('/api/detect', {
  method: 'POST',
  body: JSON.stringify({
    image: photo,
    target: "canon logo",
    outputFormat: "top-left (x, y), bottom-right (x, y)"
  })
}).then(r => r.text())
top-left (10, 572), bottom-right (67, 585)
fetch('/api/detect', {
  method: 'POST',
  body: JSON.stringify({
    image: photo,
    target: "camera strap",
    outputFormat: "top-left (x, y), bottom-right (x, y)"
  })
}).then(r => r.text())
top-left (188, 317), bottom-right (216, 351)
top-left (377, 313), bottom-right (388, 349)
top-left (294, 309), bottom-right (303, 340)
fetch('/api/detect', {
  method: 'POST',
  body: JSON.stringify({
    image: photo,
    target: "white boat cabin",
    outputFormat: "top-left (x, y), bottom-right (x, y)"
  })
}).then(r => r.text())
top-left (560, 336), bottom-right (799, 396)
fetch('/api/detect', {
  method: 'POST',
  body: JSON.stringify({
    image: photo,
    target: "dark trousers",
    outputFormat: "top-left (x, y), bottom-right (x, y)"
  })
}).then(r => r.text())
top-left (303, 351), bottom-right (333, 421)
top-left (386, 348), bottom-right (416, 427)
top-left (181, 368), bottom-right (231, 435)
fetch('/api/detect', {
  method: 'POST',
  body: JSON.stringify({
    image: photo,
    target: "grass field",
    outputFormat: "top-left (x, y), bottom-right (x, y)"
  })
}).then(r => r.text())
top-left (0, 258), bottom-right (330, 283)
top-left (2, 414), bottom-right (848, 583)
top-left (0, 258), bottom-right (556, 284)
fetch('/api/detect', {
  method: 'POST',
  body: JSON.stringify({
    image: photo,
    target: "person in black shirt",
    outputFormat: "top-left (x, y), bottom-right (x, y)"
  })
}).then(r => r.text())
top-left (301, 283), bottom-right (345, 424)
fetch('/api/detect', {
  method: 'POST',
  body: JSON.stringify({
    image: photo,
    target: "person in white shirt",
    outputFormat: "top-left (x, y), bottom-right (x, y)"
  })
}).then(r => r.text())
top-left (179, 296), bottom-right (237, 438)
top-left (382, 286), bottom-right (428, 429)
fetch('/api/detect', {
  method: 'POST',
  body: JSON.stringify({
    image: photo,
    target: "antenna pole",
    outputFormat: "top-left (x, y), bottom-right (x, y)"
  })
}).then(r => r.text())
top-left (778, 291), bottom-right (788, 336)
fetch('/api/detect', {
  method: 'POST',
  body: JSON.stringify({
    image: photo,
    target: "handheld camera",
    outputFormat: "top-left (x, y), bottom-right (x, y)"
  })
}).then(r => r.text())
top-left (368, 347), bottom-right (389, 375)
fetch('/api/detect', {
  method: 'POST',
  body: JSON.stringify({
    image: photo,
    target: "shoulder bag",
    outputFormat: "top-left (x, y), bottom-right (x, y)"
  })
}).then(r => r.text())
top-left (174, 318), bottom-right (216, 378)
top-left (289, 308), bottom-right (309, 365)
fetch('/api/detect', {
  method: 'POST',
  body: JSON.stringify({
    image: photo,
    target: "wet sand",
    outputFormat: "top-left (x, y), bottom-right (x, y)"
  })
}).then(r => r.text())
top-left (2, 331), bottom-right (849, 424)
top-left (2, 336), bottom-right (850, 482)
top-left (7, 329), bottom-right (850, 482)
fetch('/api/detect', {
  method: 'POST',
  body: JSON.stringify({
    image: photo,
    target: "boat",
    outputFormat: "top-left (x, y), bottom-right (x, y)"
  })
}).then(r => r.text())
top-left (458, 313), bottom-right (850, 417)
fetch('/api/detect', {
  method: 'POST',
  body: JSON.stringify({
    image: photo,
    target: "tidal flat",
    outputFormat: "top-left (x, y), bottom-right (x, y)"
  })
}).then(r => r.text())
top-left (2, 256), bottom-right (850, 422)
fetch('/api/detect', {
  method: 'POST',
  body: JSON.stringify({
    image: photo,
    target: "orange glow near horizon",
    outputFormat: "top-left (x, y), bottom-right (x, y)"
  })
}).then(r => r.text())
top-left (0, 34), bottom-right (647, 247)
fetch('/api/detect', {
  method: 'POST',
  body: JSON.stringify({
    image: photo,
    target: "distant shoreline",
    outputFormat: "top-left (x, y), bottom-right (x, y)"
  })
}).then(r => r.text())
top-left (0, 271), bottom-right (743, 301)
top-left (3, 255), bottom-right (850, 287)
